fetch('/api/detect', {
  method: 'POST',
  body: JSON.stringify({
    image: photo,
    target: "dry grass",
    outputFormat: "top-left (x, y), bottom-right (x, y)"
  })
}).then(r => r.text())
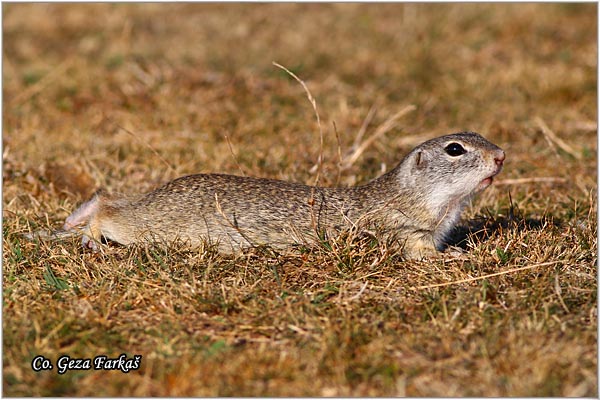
top-left (3, 3), bottom-right (597, 396)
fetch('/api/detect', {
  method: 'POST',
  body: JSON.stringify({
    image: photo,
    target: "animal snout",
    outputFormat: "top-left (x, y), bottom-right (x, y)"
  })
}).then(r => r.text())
top-left (494, 151), bottom-right (506, 167)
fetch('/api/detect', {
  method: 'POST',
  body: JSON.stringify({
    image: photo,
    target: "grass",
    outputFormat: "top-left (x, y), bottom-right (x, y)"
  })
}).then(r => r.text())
top-left (3, 3), bottom-right (597, 396)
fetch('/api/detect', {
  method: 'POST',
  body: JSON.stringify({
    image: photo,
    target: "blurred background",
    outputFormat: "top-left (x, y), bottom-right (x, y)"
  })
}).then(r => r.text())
top-left (4, 4), bottom-right (596, 193)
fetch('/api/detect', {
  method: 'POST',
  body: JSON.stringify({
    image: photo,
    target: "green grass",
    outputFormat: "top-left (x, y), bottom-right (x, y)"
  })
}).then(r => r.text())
top-left (3, 3), bottom-right (597, 396)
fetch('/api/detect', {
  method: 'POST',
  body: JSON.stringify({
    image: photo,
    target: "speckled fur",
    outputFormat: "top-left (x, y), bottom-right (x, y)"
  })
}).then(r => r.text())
top-left (64, 132), bottom-right (505, 259)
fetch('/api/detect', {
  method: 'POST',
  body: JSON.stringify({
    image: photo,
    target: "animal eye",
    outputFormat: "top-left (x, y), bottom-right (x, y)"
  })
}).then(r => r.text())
top-left (444, 142), bottom-right (467, 157)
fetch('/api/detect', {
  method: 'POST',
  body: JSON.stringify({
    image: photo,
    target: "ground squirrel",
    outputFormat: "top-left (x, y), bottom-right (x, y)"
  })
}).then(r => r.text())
top-left (61, 132), bottom-right (505, 259)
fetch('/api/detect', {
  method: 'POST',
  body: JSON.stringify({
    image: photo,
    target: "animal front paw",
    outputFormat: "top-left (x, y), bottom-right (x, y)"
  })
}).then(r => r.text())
top-left (402, 243), bottom-right (439, 260)
top-left (443, 245), bottom-right (468, 260)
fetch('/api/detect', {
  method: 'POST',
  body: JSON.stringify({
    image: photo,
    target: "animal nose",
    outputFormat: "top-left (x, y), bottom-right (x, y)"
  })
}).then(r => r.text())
top-left (494, 151), bottom-right (505, 167)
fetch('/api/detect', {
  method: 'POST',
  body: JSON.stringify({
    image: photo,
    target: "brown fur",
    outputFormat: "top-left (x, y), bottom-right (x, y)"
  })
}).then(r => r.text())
top-left (64, 132), bottom-right (505, 259)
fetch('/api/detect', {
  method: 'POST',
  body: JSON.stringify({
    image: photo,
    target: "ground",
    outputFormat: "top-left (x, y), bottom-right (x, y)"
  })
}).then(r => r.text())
top-left (2, 3), bottom-right (597, 396)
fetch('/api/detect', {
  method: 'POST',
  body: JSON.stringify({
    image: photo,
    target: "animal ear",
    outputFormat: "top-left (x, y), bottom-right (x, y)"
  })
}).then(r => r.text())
top-left (414, 151), bottom-right (426, 168)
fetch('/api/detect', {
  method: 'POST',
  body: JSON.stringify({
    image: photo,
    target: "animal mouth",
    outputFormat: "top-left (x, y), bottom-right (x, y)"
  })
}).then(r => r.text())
top-left (479, 167), bottom-right (502, 189)
top-left (481, 176), bottom-right (494, 186)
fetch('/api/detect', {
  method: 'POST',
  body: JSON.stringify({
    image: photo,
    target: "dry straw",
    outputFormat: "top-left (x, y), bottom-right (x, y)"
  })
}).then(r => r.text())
top-left (413, 260), bottom-right (563, 290)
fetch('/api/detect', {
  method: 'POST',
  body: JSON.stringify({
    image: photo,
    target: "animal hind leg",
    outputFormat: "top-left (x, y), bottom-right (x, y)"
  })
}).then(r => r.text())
top-left (63, 195), bottom-right (101, 230)
top-left (63, 192), bottom-right (104, 250)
